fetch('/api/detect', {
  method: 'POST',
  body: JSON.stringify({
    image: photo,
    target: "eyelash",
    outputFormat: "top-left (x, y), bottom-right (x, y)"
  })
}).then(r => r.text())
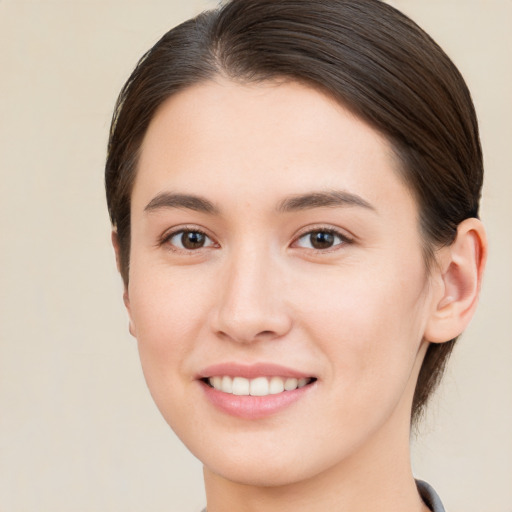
top-left (159, 226), bottom-right (353, 253)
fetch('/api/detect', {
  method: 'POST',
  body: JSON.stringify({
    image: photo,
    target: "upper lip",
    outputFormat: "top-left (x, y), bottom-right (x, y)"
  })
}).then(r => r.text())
top-left (197, 362), bottom-right (314, 380)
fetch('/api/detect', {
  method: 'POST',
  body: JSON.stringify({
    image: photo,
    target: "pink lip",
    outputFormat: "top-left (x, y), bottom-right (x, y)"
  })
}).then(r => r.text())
top-left (196, 362), bottom-right (316, 420)
top-left (197, 362), bottom-right (313, 379)
top-left (199, 380), bottom-right (316, 420)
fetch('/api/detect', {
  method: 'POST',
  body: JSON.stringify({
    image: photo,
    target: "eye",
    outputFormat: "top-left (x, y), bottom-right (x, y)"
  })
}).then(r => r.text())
top-left (295, 229), bottom-right (348, 250)
top-left (166, 229), bottom-right (216, 250)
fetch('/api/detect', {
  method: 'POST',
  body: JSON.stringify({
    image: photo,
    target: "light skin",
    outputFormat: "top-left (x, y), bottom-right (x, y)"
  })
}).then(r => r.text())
top-left (113, 78), bottom-right (486, 512)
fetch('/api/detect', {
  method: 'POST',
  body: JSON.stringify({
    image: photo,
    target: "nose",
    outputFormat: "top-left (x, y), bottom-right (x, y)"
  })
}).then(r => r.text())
top-left (209, 246), bottom-right (292, 344)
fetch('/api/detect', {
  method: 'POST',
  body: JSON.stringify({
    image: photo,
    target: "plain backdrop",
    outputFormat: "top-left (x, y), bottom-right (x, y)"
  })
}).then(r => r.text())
top-left (0, 1), bottom-right (510, 511)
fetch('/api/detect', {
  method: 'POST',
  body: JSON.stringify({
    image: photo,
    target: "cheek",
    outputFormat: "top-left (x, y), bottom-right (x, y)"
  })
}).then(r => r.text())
top-left (295, 257), bottom-right (429, 384)
top-left (129, 256), bottom-right (212, 340)
top-left (127, 264), bottom-right (212, 402)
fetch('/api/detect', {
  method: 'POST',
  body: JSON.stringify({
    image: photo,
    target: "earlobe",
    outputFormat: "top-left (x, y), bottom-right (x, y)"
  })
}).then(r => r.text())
top-left (112, 229), bottom-right (137, 338)
top-left (425, 218), bottom-right (487, 344)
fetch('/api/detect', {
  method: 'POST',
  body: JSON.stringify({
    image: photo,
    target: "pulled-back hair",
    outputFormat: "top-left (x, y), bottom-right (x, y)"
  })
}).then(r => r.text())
top-left (105, 0), bottom-right (483, 424)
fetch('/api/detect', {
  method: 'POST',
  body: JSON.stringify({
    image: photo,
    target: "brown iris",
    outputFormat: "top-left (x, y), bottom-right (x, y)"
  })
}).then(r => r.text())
top-left (309, 231), bottom-right (336, 249)
top-left (180, 231), bottom-right (207, 249)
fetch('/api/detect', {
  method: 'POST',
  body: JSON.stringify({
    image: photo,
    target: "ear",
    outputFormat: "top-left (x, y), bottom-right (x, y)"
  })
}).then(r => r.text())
top-left (111, 230), bottom-right (136, 338)
top-left (424, 218), bottom-right (487, 343)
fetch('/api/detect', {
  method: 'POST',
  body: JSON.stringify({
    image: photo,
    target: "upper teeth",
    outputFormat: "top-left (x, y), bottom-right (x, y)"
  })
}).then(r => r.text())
top-left (208, 376), bottom-right (311, 396)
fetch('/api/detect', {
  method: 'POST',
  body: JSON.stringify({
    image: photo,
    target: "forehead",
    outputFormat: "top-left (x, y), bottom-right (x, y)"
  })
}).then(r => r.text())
top-left (133, 78), bottom-right (416, 216)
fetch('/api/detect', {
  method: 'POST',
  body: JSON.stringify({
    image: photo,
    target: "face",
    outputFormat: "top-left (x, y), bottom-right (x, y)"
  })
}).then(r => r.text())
top-left (125, 79), bottom-right (437, 486)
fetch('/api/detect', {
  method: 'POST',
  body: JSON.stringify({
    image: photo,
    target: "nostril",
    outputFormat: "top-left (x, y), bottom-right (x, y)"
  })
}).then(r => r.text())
top-left (214, 327), bottom-right (288, 345)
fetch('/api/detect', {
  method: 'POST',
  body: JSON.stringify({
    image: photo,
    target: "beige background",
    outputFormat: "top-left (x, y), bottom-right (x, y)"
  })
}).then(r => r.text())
top-left (0, 1), bottom-right (510, 511)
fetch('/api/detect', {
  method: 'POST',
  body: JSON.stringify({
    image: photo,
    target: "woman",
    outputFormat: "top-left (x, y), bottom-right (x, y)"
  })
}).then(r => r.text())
top-left (105, 1), bottom-right (487, 510)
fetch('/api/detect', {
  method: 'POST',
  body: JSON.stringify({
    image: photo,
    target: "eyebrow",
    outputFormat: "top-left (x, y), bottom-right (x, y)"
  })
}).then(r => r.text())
top-left (144, 192), bottom-right (219, 215)
top-left (144, 189), bottom-right (375, 216)
top-left (277, 190), bottom-right (376, 213)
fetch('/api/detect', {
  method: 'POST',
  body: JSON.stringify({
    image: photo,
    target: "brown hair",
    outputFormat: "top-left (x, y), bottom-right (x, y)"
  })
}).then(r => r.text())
top-left (105, 0), bottom-right (483, 424)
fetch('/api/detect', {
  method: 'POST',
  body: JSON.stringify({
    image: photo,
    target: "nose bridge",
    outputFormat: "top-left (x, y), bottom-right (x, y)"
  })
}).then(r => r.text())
top-left (212, 241), bottom-right (291, 343)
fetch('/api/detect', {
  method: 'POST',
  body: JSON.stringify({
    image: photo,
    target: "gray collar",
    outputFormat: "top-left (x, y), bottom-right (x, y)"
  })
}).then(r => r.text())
top-left (416, 479), bottom-right (446, 512)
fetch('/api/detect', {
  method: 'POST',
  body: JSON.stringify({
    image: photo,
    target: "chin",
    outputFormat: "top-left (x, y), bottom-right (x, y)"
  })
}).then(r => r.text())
top-left (188, 429), bottom-right (355, 489)
top-left (205, 456), bottom-right (317, 488)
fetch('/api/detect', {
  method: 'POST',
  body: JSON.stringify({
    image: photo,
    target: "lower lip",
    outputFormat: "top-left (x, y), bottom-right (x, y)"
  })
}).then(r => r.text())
top-left (199, 380), bottom-right (315, 419)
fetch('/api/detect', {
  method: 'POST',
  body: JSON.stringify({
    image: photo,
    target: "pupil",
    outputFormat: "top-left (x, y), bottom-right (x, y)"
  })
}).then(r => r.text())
top-left (311, 231), bottom-right (334, 249)
top-left (182, 231), bottom-right (205, 249)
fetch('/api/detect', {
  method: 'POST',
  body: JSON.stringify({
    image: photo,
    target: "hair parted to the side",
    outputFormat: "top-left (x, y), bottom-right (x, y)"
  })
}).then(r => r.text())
top-left (105, 0), bottom-right (483, 425)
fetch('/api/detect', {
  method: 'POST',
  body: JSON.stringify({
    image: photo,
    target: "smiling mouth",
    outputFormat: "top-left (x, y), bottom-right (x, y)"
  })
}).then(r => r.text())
top-left (202, 376), bottom-right (316, 396)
